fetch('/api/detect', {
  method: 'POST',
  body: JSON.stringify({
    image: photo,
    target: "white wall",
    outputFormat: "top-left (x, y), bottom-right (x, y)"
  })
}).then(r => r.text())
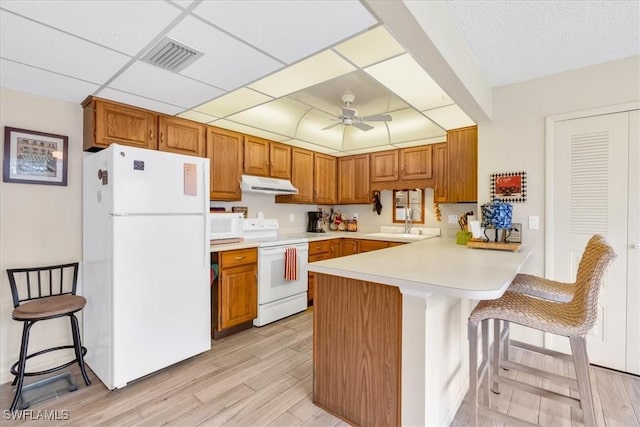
top-left (0, 88), bottom-right (84, 383)
top-left (478, 55), bottom-right (640, 343)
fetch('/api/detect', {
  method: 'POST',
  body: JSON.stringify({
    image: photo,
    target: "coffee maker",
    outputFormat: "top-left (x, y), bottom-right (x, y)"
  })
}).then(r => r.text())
top-left (307, 211), bottom-right (324, 233)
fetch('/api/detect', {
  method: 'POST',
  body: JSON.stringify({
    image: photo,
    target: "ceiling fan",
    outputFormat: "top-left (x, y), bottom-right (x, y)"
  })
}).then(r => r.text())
top-left (321, 93), bottom-right (392, 132)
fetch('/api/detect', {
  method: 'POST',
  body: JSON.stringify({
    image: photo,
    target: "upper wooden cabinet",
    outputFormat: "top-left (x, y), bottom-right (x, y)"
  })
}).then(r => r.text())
top-left (243, 136), bottom-right (292, 179)
top-left (399, 145), bottom-right (432, 180)
top-left (338, 154), bottom-right (370, 204)
top-left (158, 115), bottom-right (206, 157)
top-left (207, 126), bottom-right (243, 201)
top-left (314, 153), bottom-right (337, 204)
top-left (432, 142), bottom-right (448, 203)
top-left (277, 147), bottom-right (314, 204)
top-left (83, 97), bottom-right (158, 151)
top-left (447, 126), bottom-right (477, 203)
top-left (370, 150), bottom-right (398, 183)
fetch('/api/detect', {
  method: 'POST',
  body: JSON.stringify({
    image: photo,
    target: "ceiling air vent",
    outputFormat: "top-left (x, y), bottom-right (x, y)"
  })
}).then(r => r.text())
top-left (142, 37), bottom-right (203, 73)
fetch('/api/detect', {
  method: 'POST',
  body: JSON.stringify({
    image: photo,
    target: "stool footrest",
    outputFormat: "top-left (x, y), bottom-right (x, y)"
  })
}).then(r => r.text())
top-left (10, 345), bottom-right (87, 378)
top-left (501, 359), bottom-right (578, 388)
top-left (509, 339), bottom-right (574, 362)
top-left (494, 375), bottom-right (581, 409)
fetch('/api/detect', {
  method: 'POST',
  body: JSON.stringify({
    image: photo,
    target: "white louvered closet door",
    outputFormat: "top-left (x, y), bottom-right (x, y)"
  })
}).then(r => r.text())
top-left (550, 112), bottom-right (630, 371)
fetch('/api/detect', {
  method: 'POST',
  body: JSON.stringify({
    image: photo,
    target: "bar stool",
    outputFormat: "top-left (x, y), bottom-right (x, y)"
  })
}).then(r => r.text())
top-left (497, 235), bottom-right (605, 366)
top-left (467, 236), bottom-right (616, 426)
top-left (7, 263), bottom-right (91, 412)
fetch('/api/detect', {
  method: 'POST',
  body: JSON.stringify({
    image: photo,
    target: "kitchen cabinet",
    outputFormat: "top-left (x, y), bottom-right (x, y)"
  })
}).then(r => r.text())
top-left (370, 150), bottom-right (398, 183)
top-left (243, 136), bottom-right (291, 179)
top-left (399, 145), bottom-right (432, 180)
top-left (207, 126), bottom-right (243, 201)
top-left (338, 155), bottom-right (370, 204)
top-left (358, 239), bottom-right (390, 253)
top-left (446, 126), bottom-right (477, 203)
top-left (82, 97), bottom-right (158, 151)
top-left (276, 147), bottom-right (314, 204)
top-left (307, 240), bottom-right (340, 305)
top-left (341, 238), bottom-right (359, 256)
top-left (314, 153), bottom-right (337, 204)
top-left (158, 115), bottom-right (206, 157)
top-left (212, 248), bottom-right (257, 339)
top-left (433, 142), bottom-right (448, 203)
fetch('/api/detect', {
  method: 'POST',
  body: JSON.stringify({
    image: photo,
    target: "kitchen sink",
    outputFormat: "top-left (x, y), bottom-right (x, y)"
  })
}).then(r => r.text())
top-left (365, 232), bottom-right (432, 240)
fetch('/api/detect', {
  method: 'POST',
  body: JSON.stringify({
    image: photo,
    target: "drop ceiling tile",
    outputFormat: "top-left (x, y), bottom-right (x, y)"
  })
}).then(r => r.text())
top-left (344, 145), bottom-right (396, 155)
top-left (108, 61), bottom-right (224, 109)
top-left (248, 51), bottom-right (356, 98)
top-left (1, 1), bottom-right (181, 56)
top-left (194, 88), bottom-right (272, 118)
top-left (334, 26), bottom-right (405, 68)
top-left (284, 139), bottom-right (341, 155)
top-left (95, 88), bottom-right (184, 115)
top-left (392, 136), bottom-right (447, 149)
top-left (295, 109), bottom-right (344, 150)
top-left (341, 125), bottom-right (390, 151)
top-left (0, 59), bottom-right (99, 104)
top-left (364, 54), bottom-right (453, 111)
top-left (192, 0), bottom-right (377, 64)
top-left (226, 98), bottom-right (311, 137)
top-left (0, 12), bottom-right (131, 84)
top-left (170, 0), bottom-right (195, 9)
top-left (422, 104), bottom-right (475, 130)
top-left (177, 110), bottom-right (217, 124)
top-left (386, 109), bottom-right (446, 144)
top-left (211, 120), bottom-right (289, 142)
top-left (168, 16), bottom-right (283, 91)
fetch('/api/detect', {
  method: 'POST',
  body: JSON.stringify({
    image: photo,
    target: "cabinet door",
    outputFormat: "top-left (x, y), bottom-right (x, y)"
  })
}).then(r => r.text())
top-left (278, 147), bottom-right (314, 203)
top-left (207, 126), bottom-right (243, 201)
top-left (315, 153), bottom-right (337, 204)
top-left (158, 115), bottom-right (205, 157)
top-left (341, 239), bottom-right (359, 256)
top-left (370, 150), bottom-right (398, 182)
top-left (399, 145), bottom-right (432, 180)
top-left (90, 99), bottom-right (158, 151)
top-left (243, 136), bottom-right (270, 176)
top-left (447, 126), bottom-right (477, 203)
top-left (329, 239), bottom-right (341, 258)
top-left (218, 263), bottom-right (257, 329)
top-left (358, 240), bottom-right (389, 253)
top-left (433, 143), bottom-right (448, 203)
top-left (270, 142), bottom-right (291, 179)
top-left (338, 155), bottom-right (369, 204)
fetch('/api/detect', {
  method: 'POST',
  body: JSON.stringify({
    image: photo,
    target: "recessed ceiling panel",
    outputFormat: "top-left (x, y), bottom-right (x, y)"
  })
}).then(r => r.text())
top-left (0, 12), bottom-right (131, 84)
top-left (167, 16), bottom-right (283, 90)
top-left (284, 139), bottom-right (341, 155)
top-left (423, 104), bottom-right (475, 130)
top-left (96, 88), bottom-right (184, 115)
top-left (0, 59), bottom-right (99, 104)
top-left (1, 1), bottom-right (181, 56)
top-left (177, 110), bottom-right (217, 124)
top-left (296, 109), bottom-right (344, 151)
top-left (210, 120), bottom-right (289, 142)
top-left (227, 98), bottom-right (311, 136)
top-left (194, 88), bottom-right (272, 118)
top-left (334, 26), bottom-right (405, 68)
top-left (192, 0), bottom-right (377, 64)
top-left (386, 109), bottom-right (446, 144)
top-left (392, 136), bottom-right (446, 149)
top-left (341, 125), bottom-right (390, 151)
top-left (248, 51), bottom-right (356, 98)
top-left (108, 61), bottom-right (224, 109)
top-left (364, 54), bottom-right (453, 111)
top-left (345, 145), bottom-right (397, 156)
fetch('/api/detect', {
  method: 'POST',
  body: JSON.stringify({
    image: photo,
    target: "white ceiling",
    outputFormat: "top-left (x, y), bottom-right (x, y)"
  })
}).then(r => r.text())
top-left (1, 1), bottom-right (638, 156)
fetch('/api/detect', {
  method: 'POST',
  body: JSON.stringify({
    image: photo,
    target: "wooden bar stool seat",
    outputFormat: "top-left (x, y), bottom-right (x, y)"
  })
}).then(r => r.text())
top-left (467, 235), bottom-right (616, 427)
top-left (6, 263), bottom-right (91, 412)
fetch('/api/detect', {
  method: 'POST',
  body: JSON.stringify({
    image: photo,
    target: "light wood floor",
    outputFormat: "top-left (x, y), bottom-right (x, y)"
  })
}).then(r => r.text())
top-left (1, 309), bottom-right (639, 426)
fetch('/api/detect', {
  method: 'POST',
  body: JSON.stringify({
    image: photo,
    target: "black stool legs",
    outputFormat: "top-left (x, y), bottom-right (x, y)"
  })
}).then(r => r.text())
top-left (70, 314), bottom-right (91, 386)
top-left (11, 321), bottom-right (34, 412)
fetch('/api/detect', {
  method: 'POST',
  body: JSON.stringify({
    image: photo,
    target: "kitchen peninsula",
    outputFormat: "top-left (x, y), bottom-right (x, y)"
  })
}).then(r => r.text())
top-left (308, 237), bottom-right (531, 426)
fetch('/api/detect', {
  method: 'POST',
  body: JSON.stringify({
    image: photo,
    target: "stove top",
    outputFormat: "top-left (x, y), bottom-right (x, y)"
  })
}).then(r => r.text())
top-left (242, 218), bottom-right (308, 247)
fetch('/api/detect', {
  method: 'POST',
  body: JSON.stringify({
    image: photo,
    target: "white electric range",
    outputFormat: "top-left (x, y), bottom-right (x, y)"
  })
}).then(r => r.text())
top-left (242, 219), bottom-right (309, 326)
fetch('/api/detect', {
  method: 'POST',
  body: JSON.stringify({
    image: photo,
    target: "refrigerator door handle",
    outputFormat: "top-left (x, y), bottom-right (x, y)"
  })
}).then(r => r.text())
top-left (203, 166), bottom-right (209, 268)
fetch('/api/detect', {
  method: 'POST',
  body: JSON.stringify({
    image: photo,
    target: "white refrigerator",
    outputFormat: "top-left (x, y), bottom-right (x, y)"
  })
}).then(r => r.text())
top-left (82, 144), bottom-right (211, 389)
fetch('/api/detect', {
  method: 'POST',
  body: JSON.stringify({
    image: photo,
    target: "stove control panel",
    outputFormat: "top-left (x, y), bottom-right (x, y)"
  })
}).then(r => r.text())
top-left (243, 218), bottom-right (279, 232)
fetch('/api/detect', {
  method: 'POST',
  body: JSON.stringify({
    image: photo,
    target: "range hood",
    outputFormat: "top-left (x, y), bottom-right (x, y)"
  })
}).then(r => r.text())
top-left (240, 175), bottom-right (298, 195)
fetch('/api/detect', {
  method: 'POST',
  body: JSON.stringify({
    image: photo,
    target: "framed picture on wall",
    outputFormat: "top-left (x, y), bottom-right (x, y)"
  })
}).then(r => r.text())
top-left (3, 127), bottom-right (68, 186)
top-left (490, 171), bottom-right (527, 203)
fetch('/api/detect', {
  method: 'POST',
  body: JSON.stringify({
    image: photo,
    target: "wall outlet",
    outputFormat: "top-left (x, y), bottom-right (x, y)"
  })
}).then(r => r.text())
top-left (448, 214), bottom-right (458, 224)
top-left (507, 223), bottom-right (522, 243)
top-left (289, 213), bottom-right (295, 222)
top-left (528, 216), bottom-right (539, 230)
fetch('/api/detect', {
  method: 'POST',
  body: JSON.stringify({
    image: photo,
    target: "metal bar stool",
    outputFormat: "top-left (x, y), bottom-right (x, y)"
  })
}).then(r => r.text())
top-left (6, 263), bottom-right (91, 412)
top-left (468, 236), bottom-right (616, 426)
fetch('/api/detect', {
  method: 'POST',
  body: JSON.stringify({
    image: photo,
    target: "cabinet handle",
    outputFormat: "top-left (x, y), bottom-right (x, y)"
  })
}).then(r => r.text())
top-left (270, 161), bottom-right (274, 168)
top-left (400, 163), bottom-right (404, 171)
top-left (234, 256), bottom-right (245, 260)
top-left (264, 160), bottom-right (269, 167)
top-left (149, 129), bottom-right (154, 140)
top-left (160, 131), bottom-right (164, 144)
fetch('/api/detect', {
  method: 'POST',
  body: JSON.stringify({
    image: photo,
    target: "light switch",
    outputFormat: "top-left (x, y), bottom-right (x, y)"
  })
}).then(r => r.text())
top-left (448, 215), bottom-right (458, 224)
top-left (289, 213), bottom-right (295, 222)
top-left (528, 216), bottom-right (539, 229)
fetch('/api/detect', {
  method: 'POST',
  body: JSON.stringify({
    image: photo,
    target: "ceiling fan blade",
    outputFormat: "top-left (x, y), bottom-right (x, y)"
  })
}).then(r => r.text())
top-left (352, 122), bottom-right (374, 131)
top-left (342, 107), bottom-right (357, 119)
top-left (321, 122), bottom-right (342, 131)
top-left (361, 114), bottom-right (392, 122)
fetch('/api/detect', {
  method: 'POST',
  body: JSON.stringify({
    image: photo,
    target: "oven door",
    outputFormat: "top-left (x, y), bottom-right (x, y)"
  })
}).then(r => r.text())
top-left (258, 243), bottom-right (308, 305)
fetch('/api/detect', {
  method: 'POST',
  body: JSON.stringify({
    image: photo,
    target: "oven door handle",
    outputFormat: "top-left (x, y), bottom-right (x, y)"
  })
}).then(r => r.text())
top-left (259, 244), bottom-right (308, 255)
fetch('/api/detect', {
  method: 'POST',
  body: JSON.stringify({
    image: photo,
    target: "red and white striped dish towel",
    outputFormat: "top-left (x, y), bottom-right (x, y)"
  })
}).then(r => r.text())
top-left (284, 247), bottom-right (298, 281)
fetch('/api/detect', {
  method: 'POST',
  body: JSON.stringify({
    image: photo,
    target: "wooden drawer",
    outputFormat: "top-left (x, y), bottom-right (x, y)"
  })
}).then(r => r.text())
top-left (220, 248), bottom-right (257, 268)
top-left (309, 240), bottom-right (332, 256)
top-left (358, 240), bottom-right (389, 253)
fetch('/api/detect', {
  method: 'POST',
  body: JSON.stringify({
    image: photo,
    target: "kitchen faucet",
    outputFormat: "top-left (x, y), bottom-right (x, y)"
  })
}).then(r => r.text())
top-left (404, 207), bottom-right (412, 234)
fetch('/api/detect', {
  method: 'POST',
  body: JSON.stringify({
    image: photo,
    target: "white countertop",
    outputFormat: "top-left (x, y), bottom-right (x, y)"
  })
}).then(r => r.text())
top-left (307, 237), bottom-right (531, 300)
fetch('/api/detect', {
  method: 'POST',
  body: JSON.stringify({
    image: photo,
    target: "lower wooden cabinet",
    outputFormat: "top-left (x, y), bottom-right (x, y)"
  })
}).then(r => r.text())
top-left (358, 239), bottom-right (391, 253)
top-left (212, 248), bottom-right (257, 339)
top-left (341, 238), bottom-right (359, 256)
